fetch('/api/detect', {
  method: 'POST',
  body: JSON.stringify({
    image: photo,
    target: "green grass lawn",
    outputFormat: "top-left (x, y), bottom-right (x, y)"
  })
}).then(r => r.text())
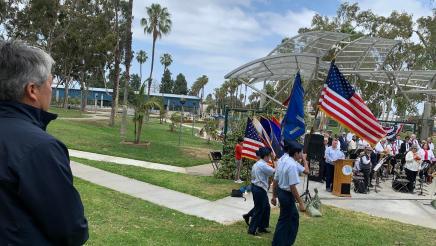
top-left (72, 157), bottom-right (241, 201)
top-left (49, 107), bottom-right (92, 118)
top-left (77, 178), bottom-right (436, 246)
top-left (48, 118), bottom-right (222, 167)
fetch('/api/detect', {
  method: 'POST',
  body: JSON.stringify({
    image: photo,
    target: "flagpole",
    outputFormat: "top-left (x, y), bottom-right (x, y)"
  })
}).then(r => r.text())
top-left (300, 59), bottom-right (332, 202)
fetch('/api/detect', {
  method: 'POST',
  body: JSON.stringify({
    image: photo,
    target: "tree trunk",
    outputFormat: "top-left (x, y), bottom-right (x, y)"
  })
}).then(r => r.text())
top-left (120, 0), bottom-right (133, 141)
top-left (147, 35), bottom-right (157, 95)
top-left (139, 63), bottom-right (142, 83)
top-left (136, 116), bottom-right (143, 144)
top-left (80, 82), bottom-right (88, 112)
top-left (133, 115), bottom-right (137, 142)
top-left (63, 78), bottom-right (70, 109)
top-left (109, 1), bottom-right (121, 127)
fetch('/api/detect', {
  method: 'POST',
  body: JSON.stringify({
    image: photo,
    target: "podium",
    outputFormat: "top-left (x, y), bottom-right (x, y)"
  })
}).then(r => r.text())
top-left (332, 159), bottom-right (354, 197)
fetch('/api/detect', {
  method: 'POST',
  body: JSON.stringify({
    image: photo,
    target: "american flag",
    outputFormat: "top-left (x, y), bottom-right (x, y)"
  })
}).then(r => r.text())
top-left (319, 62), bottom-right (386, 146)
top-left (383, 124), bottom-right (404, 140)
top-left (242, 118), bottom-right (265, 160)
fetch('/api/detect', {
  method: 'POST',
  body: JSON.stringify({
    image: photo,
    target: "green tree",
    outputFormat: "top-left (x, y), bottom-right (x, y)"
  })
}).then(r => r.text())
top-left (204, 119), bottom-right (219, 143)
top-left (136, 50), bottom-right (148, 83)
top-left (298, 2), bottom-right (433, 117)
top-left (130, 74), bottom-right (141, 91)
top-left (173, 73), bottom-right (188, 95)
top-left (132, 84), bottom-right (162, 143)
top-left (159, 69), bottom-right (174, 93)
top-left (121, 0), bottom-right (134, 141)
top-left (140, 3), bottom-right (172, 95)
top-left (160, 53), bottom-right (173, 71)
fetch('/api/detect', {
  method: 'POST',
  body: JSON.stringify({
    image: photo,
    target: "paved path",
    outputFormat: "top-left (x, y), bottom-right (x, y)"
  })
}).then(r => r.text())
top-left (70, 150), bottom-right (436, 229)
top-left (59, 111), bottom-right (109, 121)
top-left (70, 149), bottom-right (189, 174)
top-left (298, 177), bottom-right (436, 229)
top-left (71, 161), bottom-right (248, 225)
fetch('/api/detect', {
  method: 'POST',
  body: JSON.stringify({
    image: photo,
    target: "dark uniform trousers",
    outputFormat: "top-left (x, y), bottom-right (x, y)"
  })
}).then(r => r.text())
top-left (248, 184), bottom-right (270, 233)
top-left (272, 188), bottom-right (299, 246)
top-left (325, 163), bottom-right (335, 189)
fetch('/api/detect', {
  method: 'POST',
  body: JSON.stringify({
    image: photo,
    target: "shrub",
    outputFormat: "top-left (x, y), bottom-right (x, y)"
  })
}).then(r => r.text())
top-left (214, 118), bottom-right (255, 180)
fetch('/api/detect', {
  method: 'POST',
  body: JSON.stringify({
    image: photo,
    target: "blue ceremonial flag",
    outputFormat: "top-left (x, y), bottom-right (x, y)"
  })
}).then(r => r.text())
top-left (259, 116), bottom-right (284, 158)
top-left (282, 71), bottom-right (305, 142)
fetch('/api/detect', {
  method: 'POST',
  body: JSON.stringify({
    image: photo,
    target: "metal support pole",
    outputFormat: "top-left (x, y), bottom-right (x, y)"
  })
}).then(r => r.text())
top-left (237, 79), bottom-right (286, 108)
top-left (263, 76), bottom-right (295, 108)
top-left (192, 108), bottom-right (195, 136)
top-left (179, 104), bottom-right (184, 145)
top-left (223, 106), bottom-right (229, 146)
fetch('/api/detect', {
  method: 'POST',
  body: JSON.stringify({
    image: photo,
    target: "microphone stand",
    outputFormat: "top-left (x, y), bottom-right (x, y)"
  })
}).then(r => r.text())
top-left (300, 107), bottom-right (321, 202)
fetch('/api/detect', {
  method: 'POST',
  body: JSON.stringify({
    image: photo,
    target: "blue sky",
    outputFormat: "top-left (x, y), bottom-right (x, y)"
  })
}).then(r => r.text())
top-left (130, 0), bottom-right (433, 96)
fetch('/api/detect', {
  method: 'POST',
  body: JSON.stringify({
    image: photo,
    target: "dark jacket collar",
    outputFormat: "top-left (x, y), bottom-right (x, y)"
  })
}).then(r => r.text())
top-left (0, 101), bottom-right (57, 130)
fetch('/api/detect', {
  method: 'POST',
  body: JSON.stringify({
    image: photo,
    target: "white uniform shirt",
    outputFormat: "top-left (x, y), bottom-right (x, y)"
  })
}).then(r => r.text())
top-left (418, 149), bottom-right (435, 161)
top-left (405, 151), bottom-right (421, 172)
top-left (357, 139), bottom-right (368, 149)
top-left (374, 142), bottom-right (385, 154)
top-left (251, 159), bottom-right (275, 192)
top-left (348, 140), bottom-right (357, 151)
top-left (274, 154), bottom-right (304, 191)
top-left (346, 132), bottom-right (354, 142)
top-left (411, 139), bottom-right (421, 149)
top-left (392, 139), bottom-right (403, 155)
top-left (429, 142), bottom-right (434, 151)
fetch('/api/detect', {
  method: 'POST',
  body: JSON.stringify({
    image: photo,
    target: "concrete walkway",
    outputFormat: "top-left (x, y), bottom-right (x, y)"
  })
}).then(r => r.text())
top-left (70, 150), bottom-right (436, 229)
top-left (70, 149), bottom-right (188, 174)
top-left (59, 111), bottom-right (109, 121)
top-left (71, 161), bottom-right (248, 224)
top-left (297, 177), bottom-right (436, 230)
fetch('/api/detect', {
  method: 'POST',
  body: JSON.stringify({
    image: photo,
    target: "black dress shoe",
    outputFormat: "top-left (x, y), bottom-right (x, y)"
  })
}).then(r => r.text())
top-left (242, 214), bottom-right (250, 226)
top-left (247, 230), bottom-right (259, 236)
top-left (258, 228), bottom-right (271, 233)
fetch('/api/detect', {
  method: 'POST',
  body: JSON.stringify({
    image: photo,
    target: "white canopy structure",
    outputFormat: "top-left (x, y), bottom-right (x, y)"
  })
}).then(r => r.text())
top-left (225, 31), bottom-right (436, 107)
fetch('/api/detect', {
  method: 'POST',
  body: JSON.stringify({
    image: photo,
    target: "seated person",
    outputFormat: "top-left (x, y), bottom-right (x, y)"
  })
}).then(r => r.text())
top-left (354, 146), bottom-right (372, 191)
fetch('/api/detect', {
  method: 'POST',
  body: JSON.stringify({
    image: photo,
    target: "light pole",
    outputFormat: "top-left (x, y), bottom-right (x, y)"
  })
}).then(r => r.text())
top-left (179, 97), bottom-right (186, 145)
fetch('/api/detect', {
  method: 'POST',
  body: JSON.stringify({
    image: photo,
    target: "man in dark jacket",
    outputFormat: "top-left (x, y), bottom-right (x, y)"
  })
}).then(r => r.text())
top-left (0, 40), bottom-right (88, 245)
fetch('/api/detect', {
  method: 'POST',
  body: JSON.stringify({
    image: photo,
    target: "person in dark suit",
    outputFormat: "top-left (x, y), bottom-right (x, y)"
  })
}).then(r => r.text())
top-left (0, 40), bottom-right (88, 245)
top-left (399, 136), bottom-right (411, 169)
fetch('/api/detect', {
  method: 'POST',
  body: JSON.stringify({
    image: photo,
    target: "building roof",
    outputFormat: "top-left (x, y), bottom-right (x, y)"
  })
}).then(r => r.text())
top-left (52, 84), bottom-right (200, 100)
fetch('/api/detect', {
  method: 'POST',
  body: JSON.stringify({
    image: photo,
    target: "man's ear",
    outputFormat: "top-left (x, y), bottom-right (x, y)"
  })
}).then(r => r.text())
top-left (23, 82), bottom-right (39, 102)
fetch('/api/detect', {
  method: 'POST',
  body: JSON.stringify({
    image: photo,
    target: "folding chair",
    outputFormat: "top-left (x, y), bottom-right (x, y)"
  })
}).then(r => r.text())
top-left (209, 151), bottom-right (222, 171)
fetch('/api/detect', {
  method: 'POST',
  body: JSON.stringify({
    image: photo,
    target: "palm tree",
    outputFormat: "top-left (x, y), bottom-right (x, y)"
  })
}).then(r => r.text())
top-left (132, 83), bottom-right (162, 144)
top-left (140, 4), bottom-right (172, 95)
top-left (198, 75), bottom-right (208, 116)
top-left (136, 50), bottom-right (148, 82)
top-left (160, 53), bottom-right (173, 71)
top-left (120, 0), bottom-right (134, 141)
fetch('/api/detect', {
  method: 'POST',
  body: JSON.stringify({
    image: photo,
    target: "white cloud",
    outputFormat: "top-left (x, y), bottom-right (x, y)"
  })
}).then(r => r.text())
top-left (257, 9), bottom-right (317, 37)
top-left (130, 0), bottom-right (319, 94)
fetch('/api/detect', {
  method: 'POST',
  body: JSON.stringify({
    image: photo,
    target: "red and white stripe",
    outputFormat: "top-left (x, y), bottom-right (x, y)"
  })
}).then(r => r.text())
top-left (242, 138), bottom-right (264, 161)
top-left (319, 86), bottom-right (385, 145)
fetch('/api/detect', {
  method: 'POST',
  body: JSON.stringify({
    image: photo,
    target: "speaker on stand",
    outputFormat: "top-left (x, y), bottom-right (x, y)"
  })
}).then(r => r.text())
top-left (304, 134), bottom-right (326, 182)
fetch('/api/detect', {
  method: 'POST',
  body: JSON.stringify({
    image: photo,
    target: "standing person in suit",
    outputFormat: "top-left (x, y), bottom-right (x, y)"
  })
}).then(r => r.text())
top-left (338, 132), bottom-right (348, 155)
top-left (324, 139), bottom-right (345, 192)
top-left (400, 136), bottom-right (411, 169)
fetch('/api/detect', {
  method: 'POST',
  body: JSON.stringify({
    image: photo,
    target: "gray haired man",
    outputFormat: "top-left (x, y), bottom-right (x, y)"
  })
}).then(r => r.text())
top-left (0, 40), bottom-right (88, 245)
